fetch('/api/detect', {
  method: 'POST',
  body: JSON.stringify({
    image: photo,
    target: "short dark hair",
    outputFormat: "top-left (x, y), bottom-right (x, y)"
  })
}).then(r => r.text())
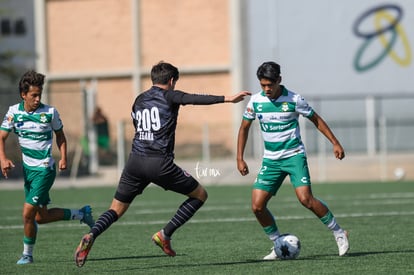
top-left (150, 61), bottom-right (179, 85)
top-left (18, 70), bottom-right (45, 94)
top-left (256, 61), bottom-right (281, 82)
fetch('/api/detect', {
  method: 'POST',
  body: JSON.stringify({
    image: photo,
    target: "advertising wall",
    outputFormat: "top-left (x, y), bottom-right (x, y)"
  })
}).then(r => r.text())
top-left (245, 0), bottom-right (413, 96)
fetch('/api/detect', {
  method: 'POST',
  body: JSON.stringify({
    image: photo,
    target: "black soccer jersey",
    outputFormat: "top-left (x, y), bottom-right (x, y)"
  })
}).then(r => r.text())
top-left (130, 86), bottom-right (224, 157)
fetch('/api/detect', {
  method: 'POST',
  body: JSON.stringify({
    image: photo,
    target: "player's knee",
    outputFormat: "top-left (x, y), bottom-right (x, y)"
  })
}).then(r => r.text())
top-left (189, 184), bottom-right (208, 202)
top-left (251, 203), bottom-right (265, 216)
top-left (35, 216), bottom-right (46, 224)
top-left (198, 187), bottom-right (208, 202)
top-left (298, 196), bottom-right (313, 209)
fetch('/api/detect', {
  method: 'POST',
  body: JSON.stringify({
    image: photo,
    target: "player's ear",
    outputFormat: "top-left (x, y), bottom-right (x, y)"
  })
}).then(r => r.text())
top-left (169, 77), bottom-right (175, 86)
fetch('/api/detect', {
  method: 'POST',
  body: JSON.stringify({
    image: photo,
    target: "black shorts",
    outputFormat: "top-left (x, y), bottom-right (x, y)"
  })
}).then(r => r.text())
top-left (114, 153), bottom-right (199, 203)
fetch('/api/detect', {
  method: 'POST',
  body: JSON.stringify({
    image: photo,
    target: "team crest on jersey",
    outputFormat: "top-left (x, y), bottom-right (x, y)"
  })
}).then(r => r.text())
top-left (282, 102), bottom-right (289, 112)
top-left (40, 113), bottom-right (47, 123)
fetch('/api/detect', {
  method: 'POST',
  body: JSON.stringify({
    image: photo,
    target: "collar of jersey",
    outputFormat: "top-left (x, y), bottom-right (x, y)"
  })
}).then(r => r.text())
top-left (18, 101), bottom-right (44, 112)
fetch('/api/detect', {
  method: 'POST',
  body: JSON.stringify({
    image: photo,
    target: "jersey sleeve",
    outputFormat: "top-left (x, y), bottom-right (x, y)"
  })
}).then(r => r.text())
top-left (0, 107), bottom-right (14, 132)
top-left (295, 94), bottom-right (314, 118)
top-left (166, 90), bottom-right (225, 105)
top-left (51, 108), bottom-right (64, 131)
top-left (242, 97), bottom-right (256, 120)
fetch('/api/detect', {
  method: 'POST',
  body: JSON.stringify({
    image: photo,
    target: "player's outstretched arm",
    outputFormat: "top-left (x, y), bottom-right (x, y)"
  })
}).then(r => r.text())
top-left (224, 91), bottom-right (251, 103)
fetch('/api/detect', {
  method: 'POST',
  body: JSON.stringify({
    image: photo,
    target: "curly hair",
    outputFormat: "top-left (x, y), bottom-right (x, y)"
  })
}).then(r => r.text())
top-left (18, 70), bottom-right (45, 94)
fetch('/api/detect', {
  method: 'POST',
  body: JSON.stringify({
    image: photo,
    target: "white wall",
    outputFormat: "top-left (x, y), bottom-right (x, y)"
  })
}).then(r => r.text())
top-left (245, 0), bottom-right (413, 96)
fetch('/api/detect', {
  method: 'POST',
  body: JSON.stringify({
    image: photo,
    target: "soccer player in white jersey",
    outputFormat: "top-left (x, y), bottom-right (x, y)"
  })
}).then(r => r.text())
top-left (237, 61), bottom-right (349, 259)
top-left (0, 70), bottom-right (95, 265)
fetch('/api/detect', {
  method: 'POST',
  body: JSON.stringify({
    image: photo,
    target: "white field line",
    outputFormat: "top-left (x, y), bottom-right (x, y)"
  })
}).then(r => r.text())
top-left (1, 192), bottom-right (413, 229)
top-left (2, 192), bottom-right (414, 211)
top-left (1, 210), bottom-right (414, 230)
top-left (1, 198), bottom-right (413, 221)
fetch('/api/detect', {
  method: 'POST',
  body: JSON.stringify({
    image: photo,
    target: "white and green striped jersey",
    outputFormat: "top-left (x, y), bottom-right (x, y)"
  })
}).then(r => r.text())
top-left (243, 86), bottom-right (314, 160)
top-left (0, 102), bottom-right (63, 170)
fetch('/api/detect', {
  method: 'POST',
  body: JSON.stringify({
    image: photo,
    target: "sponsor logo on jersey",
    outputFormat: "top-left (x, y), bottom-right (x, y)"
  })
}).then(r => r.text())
top-left (268, 124), bottom-right (291, 131)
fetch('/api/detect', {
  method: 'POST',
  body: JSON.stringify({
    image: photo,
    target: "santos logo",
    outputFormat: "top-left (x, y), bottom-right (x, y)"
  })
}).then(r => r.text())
top-left (353, 4), bottom-right (412, 72)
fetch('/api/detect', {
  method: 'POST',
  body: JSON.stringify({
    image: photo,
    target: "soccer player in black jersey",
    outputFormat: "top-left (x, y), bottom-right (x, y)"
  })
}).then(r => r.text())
top-left (75, 61), bottom-right (251, 267)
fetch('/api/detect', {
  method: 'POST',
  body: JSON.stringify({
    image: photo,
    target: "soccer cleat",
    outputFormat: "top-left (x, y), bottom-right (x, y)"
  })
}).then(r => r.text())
top-left (263, 247), bottom-right (278, 260)
top-left (75, 233), bottom-right (95, 267)
top-left (335, 230), bottom-right (349, 256)
top-left (80, 205), bottom-right (95, 229)
top-left (17, 254), bottom-right (33, 265)
top-left (152, 231), bottom-right (176, 257)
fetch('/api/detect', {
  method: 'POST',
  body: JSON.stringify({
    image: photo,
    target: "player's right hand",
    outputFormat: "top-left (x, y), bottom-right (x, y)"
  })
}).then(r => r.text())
top-left (1, 159), bottom-right (15, 179)
top-left (237, 159), bottom-right (249, 176)
top-left (226, 91), bottom-right (251, 103)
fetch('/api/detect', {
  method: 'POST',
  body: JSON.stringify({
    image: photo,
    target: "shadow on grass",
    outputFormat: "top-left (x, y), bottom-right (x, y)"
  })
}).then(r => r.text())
top-left (76, 249), bottom-right (414, 272)
top-left (87, 254), bottom-right (165, 262)
top-left (75, 254), bottom-right (265, 272)
top-left (295, 249), bottom-right (414, 260)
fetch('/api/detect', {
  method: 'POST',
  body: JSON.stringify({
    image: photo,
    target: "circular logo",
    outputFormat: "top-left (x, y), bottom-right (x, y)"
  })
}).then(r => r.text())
top-left (353, 4), bottom-right (411, 72)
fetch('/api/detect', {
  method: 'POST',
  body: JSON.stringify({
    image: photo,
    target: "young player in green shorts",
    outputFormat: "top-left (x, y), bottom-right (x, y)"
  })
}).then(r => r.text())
top-left (0, 70), bottom-right (95, 264)
top-left (237, 61), bottom-right (349, 259)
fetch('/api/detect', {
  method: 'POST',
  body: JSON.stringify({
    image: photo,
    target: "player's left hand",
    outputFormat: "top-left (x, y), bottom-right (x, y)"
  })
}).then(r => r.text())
top-left (333, 144), bottom-right (345, 160)
top-left (58, 159), bottom-right (67, 171)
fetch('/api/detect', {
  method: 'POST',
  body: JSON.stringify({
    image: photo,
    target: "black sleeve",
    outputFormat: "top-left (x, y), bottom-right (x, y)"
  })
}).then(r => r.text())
top-left (165, 90), bottom-right (225, 105)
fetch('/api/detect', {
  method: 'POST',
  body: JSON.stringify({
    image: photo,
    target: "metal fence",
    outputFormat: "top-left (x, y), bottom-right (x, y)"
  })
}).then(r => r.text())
top-left (1, 86), bottom-right (413, 181)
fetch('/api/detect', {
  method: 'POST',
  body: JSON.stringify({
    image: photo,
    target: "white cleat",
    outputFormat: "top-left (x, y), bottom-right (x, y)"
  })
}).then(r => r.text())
top-left (263, 247), bottom-right (278, 260)
top-left (335, 230), bottom-right (349, 256)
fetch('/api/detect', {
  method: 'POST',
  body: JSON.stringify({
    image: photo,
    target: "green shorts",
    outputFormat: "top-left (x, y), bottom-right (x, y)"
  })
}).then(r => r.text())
top-left (253, 153), bottom-right (311, 195)
top-left (23, 166), bottom-right (56, 206)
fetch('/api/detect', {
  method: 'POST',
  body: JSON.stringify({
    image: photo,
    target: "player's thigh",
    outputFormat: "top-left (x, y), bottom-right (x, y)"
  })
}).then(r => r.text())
top-left (115, 154), bottom-right (153, 203)
top-left (284, 153), bottom-right (311, 188)
top-left (155, 158), bottom-right (199, 195)
top-left (23, 167), bottom-right (55, 206)
top-left (253, 158), bottom-right (286, 196)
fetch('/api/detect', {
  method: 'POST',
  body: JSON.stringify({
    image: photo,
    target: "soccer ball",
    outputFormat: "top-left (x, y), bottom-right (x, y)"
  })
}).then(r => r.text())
top-left (274, 234), bottom-right (301, 260)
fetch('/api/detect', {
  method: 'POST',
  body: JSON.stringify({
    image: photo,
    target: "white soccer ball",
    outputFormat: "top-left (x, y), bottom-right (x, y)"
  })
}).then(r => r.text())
top-left (274, 234), bottom-right (301, 260)
top-left (393, 168), bottom-right (405, 181)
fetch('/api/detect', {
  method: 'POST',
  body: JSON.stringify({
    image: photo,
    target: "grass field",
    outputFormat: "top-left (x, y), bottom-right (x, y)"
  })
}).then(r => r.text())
top-left (1, 181), bottom-right (414, 274)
